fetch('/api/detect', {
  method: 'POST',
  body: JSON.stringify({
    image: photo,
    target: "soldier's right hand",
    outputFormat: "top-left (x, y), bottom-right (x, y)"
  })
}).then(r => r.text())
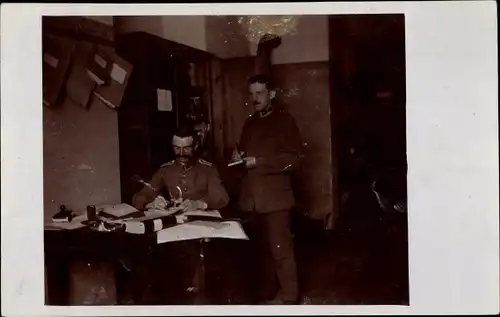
top-left (231, 149), bottom-right (240, 161)
top-left (146, 195), bottom-right (169, 210)
top-left (232, 149), bottom-right (244, 161)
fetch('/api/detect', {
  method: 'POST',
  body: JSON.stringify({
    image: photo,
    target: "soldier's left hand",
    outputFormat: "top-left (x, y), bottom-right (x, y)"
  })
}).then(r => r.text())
top-left (146, 195), bottom-right (169, 210)
top-left (180, 199), bottom-right (208, 211)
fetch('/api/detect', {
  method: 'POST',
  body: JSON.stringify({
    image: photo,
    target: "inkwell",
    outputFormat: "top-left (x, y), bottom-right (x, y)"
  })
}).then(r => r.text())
top-left (51, 205), bottom-right (74, 223)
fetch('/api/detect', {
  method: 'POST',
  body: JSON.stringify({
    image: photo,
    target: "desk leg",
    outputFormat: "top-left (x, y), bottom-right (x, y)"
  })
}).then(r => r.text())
top-left (193, 239), bottom-right (207, 305)
top-left (44, 251), bottom-right (70, 305)
top-left (129, 247), bottom-right (156, 305)
top-left (114, 257), bottom-right (136, 305)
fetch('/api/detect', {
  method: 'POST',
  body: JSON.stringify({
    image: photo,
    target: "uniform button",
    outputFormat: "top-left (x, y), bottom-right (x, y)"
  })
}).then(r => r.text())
top-left (183, 188), bottom-right (188, 192)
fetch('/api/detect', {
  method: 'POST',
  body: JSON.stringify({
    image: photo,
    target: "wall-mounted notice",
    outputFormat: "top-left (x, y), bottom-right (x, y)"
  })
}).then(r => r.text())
top-left (157, 89), bottom-right (173, 112)
top-left (94, 53), bottom-right (108, 69)
top-left (43, 53), bottom-right (59, 68)
top-left (110, 63), bottom-right (127, 84)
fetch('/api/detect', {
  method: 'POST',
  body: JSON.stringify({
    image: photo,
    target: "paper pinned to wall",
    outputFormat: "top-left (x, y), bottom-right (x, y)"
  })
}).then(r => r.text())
top-left (94, 54), bottom-right (108, 68)
top-left (43, 53), bottom-right (59, 68)
top-left (86, 69), bottom-right (105, 85)
top-left (157, 89), bottom-right (173, 111)
top-left (110, 63), bottom-right (127, 84)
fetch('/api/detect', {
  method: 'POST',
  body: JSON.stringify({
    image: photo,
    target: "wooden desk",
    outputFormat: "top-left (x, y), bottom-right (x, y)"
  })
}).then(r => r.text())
top-left (44, 224), bottom-right (244, 305)
top-left (44, 227), bottom-right (159, 305)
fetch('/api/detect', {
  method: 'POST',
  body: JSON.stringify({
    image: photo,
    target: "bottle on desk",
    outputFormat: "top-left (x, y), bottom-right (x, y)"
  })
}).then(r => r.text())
top-left (86, 205), bottom-right (98, 221)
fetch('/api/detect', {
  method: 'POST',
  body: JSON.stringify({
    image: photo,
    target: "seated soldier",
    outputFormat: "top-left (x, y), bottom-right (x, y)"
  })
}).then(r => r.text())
top-left (132, 125), bottom-right (229, 212)
top-left (131, 124), bottom-right (230, 304)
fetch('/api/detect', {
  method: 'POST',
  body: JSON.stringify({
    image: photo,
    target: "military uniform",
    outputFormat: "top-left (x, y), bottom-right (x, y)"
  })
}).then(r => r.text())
top-left (238, 107), bottom-right (302, 303)
top-left (131, 158), bottom-right (229, 304)
top-left (132, 158), bottom-right (229, 210)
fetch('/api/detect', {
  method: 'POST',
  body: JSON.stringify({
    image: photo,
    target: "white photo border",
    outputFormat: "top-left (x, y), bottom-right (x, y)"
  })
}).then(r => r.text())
top-left (1, 2), bottom-right (498, 316)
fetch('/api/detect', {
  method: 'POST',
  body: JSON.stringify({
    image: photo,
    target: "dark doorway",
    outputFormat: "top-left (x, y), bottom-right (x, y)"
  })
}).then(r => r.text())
top-left (329, 14), bottom-right (407, 219)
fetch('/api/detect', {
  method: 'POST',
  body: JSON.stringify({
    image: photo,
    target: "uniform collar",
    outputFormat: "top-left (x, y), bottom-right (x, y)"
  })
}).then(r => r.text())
top-left (259, 105), bottom-right (274, 118)
top-left (182, 164), bottom-right (194, 173)
top-left (176, 159), bottom-right (197, 172)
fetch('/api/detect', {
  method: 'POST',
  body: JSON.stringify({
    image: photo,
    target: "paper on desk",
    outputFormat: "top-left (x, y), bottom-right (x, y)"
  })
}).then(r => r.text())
top-left (125, 209), bottom-right (177, 222)
top-left (157, 220), bottom-right (249, 244)
top-left (98, 203), bottom-right (138, 218)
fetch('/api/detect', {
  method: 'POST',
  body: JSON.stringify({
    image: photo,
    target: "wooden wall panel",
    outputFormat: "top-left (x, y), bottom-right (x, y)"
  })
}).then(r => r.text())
top-left (221, 57), bottom-right (255, 155)
top-left (210, 58), bottom-right (226, 158)
top-left (272, 62), bottom-right (337, 227)
top-left (43, 97), bottom-right (122, 222)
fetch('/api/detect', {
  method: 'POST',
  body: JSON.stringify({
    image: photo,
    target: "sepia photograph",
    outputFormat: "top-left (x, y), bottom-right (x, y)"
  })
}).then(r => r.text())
top-left (2, 2), bottom-right (498, 315)
top-left (41, 13), bottom-right (409, 306)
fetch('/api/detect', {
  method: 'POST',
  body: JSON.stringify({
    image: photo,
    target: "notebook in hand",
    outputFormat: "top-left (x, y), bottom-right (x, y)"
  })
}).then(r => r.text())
top-left (228, 159), bottom-right (244, 167)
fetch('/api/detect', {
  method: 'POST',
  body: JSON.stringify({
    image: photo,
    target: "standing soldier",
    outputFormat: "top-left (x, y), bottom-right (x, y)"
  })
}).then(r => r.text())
top-left (234, 74), bottom-right (302, 305)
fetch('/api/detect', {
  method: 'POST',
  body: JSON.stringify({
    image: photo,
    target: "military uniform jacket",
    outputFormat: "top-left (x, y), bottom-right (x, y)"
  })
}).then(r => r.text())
top-left (132, 158), bottom-right (229, 210)
top-left (238, 108), bottom-right (302, 213)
